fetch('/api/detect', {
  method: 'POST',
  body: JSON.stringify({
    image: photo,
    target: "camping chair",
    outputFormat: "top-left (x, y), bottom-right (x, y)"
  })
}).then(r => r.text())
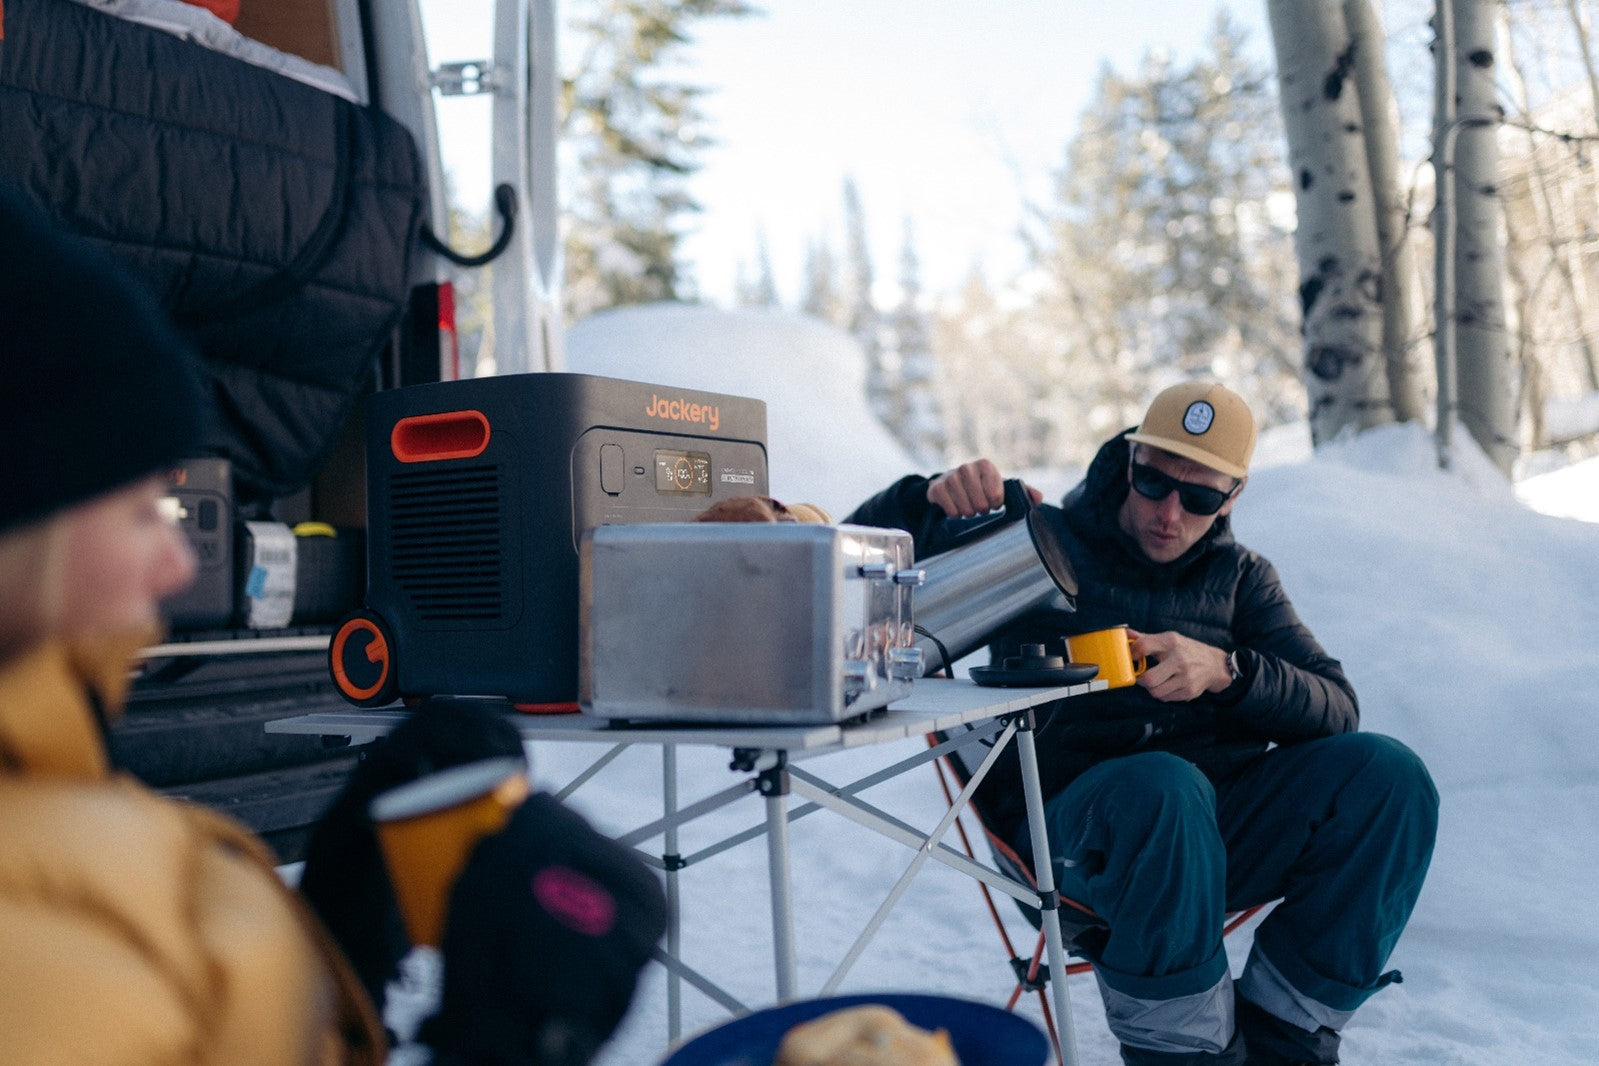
top-left (927, 729), bottom-right (1266, 1064)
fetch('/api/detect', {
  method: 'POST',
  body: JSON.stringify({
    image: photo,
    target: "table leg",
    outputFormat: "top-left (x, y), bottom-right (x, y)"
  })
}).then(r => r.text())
top-left (1017, 716), bottom-right (1080, 1066)
top-left (758, 758), bottom-right (798, 1001)
top-left (663, 744), bottom-right (682, 1041)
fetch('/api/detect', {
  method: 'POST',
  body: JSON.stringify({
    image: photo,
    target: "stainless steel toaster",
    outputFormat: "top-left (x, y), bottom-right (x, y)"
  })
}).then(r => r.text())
top-left (580, 523), bottom-right (925, 723)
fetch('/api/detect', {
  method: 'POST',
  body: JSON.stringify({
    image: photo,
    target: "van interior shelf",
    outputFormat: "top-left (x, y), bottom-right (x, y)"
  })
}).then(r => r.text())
top-left (140, 632), bottom-right (333, 659)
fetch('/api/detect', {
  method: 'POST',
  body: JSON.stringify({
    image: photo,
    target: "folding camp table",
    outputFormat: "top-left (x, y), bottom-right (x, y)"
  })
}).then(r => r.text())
top-left (268, 676), bottom-right (1103, 1065)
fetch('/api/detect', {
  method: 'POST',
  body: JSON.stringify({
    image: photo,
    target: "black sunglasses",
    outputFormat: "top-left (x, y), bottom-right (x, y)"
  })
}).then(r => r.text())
top-left (1129, 462), bottom-right (1238, 516)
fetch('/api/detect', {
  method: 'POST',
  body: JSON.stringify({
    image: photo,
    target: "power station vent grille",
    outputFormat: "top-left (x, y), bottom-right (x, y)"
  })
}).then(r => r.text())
top-left (388, 464), bottom-right (504, 622)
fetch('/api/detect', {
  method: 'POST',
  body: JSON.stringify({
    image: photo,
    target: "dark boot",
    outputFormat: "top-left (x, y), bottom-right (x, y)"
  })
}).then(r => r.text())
top-left (1236, 996), bottom-right (1340, 1065)
top-left (1120, 1028), bottom-right (1247, 1066)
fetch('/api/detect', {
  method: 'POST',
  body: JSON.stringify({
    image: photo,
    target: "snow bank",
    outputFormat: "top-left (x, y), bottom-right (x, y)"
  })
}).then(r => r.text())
top-left (1234, 422), bottom-right (1599, 790)
top-left (1517, 452), bottom-right (1599, 523)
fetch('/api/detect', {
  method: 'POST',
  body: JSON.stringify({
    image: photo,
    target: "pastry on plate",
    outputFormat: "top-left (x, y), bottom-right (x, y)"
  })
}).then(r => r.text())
top-left (772, 1004), bottom-right (958, 1066)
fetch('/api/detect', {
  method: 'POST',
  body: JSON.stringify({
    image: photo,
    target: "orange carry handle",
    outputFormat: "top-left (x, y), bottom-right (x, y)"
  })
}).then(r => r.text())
top-left (391, 410), bottom-right (491, 463)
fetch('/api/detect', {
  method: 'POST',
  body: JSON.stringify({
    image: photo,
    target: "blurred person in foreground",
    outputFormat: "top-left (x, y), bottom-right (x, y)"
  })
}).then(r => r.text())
top-left (0, 184), bottom-right (663, 1065)
top-left (0, 183), bottom-right (384, 1063)
top-left (846, 382), bottom-right (1438, 1066)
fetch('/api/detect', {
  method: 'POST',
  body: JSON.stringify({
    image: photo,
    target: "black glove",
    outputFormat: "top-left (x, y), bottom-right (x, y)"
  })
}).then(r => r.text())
top-left (424, 793), bottom-right (667, 1066)
top-left (299, 700), bottom-right (529, 1013)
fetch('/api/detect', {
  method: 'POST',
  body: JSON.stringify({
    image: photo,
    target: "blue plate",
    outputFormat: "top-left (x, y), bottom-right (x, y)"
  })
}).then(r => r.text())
top-left (658, 992), bottom-right (1049, 1066)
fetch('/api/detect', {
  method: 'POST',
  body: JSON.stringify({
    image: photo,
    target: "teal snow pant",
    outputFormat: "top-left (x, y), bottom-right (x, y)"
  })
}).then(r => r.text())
top-left (1039, 733), bottom-right (1439, 1058)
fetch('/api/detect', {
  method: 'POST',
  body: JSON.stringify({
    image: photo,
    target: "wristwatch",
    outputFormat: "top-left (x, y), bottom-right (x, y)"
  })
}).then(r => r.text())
top-left (1226, 650), bottom-right (1245, 685)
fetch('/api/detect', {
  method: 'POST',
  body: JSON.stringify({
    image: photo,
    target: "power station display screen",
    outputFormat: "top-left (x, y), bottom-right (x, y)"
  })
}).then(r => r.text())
top-left (653, 449), bottom-right (712, 496)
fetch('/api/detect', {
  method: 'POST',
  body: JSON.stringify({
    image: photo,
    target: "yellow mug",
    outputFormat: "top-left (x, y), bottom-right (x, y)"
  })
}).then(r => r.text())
top-left (370, 757), bottom-right (530, 947)
top-left (1065, 625), bottom-right (1147, 689)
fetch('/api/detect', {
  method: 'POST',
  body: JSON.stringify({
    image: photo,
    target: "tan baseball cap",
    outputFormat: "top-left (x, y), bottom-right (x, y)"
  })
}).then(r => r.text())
top-left (1126, 382), bottom-right (1257, 479)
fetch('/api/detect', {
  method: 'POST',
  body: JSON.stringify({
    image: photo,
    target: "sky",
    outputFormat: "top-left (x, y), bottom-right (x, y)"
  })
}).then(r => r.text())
top-left (375, 304), bottom-right (1599, 1066)
top-left (419, 1), bottom-right (1275, 307)
top-left (670, 1), bottom-right (1273, 305)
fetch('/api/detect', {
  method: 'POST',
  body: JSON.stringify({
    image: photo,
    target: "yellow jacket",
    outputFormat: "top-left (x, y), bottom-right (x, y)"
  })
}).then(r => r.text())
top-left (0, 635), bottom-right (386, 1065)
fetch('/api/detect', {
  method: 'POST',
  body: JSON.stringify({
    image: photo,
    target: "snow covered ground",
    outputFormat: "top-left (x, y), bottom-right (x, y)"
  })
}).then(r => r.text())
top-left (535, 305), bottom-right (1599, 1065)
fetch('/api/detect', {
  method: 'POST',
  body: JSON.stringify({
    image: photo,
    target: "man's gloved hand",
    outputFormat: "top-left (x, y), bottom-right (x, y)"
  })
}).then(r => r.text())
top-left (299, 701), bottom-right (529, 1014)
top-left (424, 793), bottom-right (667, 1066)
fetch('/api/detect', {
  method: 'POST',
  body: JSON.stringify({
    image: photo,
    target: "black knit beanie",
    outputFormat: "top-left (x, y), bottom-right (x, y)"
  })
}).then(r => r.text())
top-left (0, 183), bottom-right (207, 536)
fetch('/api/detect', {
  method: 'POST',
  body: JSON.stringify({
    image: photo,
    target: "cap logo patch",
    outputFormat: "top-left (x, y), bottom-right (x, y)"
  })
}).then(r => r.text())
top-left (1183, 401), bottom-right (1215, 435)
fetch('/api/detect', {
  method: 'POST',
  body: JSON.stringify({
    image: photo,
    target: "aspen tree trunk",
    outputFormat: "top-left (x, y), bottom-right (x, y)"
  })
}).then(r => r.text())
top-left (1266, 0), bottom-right (1393, 444)
top-left (1560, 0), bottom-right (1599, 389)
top-left (1498, 196), bottom-right (1541, 446)
top-left (1502, 20), bottom-right (1599, 397)
top-left (1566, 0), bottom-right (1599, 139)
top-left (1345, 0), bottom-right (1431, 423)
top-left (1451, 0), bottom-right (1519, 473)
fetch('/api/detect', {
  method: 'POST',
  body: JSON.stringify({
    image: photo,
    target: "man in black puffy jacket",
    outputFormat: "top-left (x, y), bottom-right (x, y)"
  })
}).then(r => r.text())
top-left (845, 382), bottom-right (1437, 1066)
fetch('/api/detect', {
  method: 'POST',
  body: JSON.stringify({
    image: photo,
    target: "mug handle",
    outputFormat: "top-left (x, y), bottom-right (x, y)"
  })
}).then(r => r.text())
top-left (1127, 633), bottom-right (1147, 677)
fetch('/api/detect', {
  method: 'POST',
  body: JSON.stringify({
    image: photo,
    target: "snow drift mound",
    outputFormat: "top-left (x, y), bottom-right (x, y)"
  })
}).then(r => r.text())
top-left (1234, 421), bottom-right (1599, 789)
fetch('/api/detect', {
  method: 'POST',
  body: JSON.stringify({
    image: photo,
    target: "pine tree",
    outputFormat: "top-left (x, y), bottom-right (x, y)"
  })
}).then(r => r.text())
top-left (1024, 12), bottom-right (1305, 455)
top-left (735, 228), bottom-right (780, 308)
top-left (934, 262), bottom-right (1079, 471)
top-left (841, 178), bottom-right (891, 424)
top-left (562, 0), bottom-right (753, 319)
top-left (800, 235), bottom-right (845, 324)
top-left (889, 219), bottom-right (947, 466)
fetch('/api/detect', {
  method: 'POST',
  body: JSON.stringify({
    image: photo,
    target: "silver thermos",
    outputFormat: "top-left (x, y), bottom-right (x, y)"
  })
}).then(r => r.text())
top-left (911, 479), bottom-right (1078, 675)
